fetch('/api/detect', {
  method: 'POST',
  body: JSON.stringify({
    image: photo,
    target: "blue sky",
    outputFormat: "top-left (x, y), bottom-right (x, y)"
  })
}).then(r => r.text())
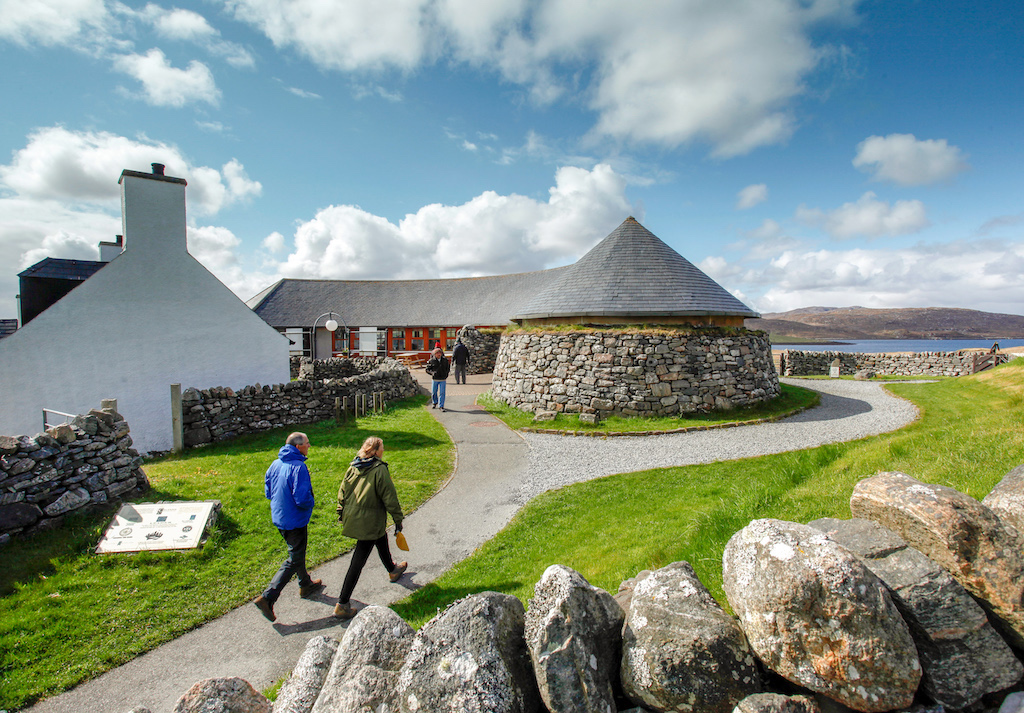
top-left (1, 0), bottom-right (1022, 322)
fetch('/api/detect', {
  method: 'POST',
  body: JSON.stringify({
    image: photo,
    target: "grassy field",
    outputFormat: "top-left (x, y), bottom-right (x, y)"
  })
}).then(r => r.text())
top-left (0, 395), bottom-right (452, 712)
top-left (390, 360), bottom-right (1024, 626)
top-left (478, 383), bottom-right (819, 433)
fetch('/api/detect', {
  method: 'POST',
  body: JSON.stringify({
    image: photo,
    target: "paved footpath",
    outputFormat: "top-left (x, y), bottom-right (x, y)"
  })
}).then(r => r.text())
top-left (26, 374), bottom-right (918, 713)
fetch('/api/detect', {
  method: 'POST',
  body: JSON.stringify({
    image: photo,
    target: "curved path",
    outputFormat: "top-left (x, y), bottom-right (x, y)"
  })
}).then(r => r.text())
top-left (27, 375), bottom-right (919, 713)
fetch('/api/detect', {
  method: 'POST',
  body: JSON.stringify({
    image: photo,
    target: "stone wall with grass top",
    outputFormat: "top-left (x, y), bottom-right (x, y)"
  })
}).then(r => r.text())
top-left (781, 349), bottom-right (980, 377)
top-left (491, 328), bottom-right (780, 417)
top-left (161, 467), bottom-right (1024, 713)
top-left (0, 404), bottom-right (149, 546)
top-left (181, 357), bottom-right (418, 448)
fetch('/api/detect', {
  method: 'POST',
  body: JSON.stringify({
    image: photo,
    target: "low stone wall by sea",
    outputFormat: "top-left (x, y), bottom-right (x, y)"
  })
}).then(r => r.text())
top-left (781, 349), bottom-right (980, 377)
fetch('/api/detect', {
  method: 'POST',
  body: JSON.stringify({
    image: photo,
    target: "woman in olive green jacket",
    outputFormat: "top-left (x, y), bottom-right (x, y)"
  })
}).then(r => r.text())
top-left (334, 436), bottom-right (407, 618)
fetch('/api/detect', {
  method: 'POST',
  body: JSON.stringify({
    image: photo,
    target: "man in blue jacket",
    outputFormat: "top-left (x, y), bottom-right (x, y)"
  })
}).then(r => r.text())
top-left (254, 432), bottom-right (323, 622)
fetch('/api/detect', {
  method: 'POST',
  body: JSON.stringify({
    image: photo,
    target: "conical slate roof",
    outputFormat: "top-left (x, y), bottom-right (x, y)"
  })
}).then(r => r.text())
top-left (512, 217), bottom-right (758, 321)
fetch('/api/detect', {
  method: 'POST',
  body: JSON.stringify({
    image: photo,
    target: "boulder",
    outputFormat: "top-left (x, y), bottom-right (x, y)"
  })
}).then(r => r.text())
top-left (312, 606), bottom-right (414, 713)
top-left (983, 464), bottom-right (1024, 537)
top-left (621, 561), bottom-right (760, 713)
top-left (395, 591), bottom-right (541, 713)
top-left (1000, 692), bottom-right (1024, 713)
top-left (43, 487), bottom-right (91, 516)
top-left (722, 519), bottom-right (921, 712)
top-left (734, 693), bottom-right (820, 713)
top-left (850, 472), bottom-right (1024, 648)
top-left (524, 564), bottom-right (624, 713)
top-left (854, 370), bottom-right (875, 381)
top-left (173, 677), bottom-right (272, 713)
top-left (809, 517), bottom-right (1023, 709)
top-left (0, 502), bottom-right (43, 530)
top-left (274, 635), bottom-right (338, 713)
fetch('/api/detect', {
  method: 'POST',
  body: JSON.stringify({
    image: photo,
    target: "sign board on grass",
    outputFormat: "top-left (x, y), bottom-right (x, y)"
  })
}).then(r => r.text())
top-left (96, 501), bottom-right (216, 553)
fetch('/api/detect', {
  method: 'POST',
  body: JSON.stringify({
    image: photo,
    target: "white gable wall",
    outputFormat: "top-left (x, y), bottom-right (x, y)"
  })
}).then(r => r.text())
top-left (0, 168), bottom-right (289, 452)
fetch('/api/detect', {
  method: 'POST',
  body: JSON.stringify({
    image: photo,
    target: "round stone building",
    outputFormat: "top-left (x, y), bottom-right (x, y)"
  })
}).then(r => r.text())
top-left (490, 217), bottom-right (780, 417)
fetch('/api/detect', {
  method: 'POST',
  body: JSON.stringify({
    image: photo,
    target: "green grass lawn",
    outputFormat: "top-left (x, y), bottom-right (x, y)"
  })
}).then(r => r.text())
top-left (390, 361), bottom-right (1024, 626)
top-left (478, 383), bottom-right (819, 433)
top-left (0, 395), bottom-right (452, 712)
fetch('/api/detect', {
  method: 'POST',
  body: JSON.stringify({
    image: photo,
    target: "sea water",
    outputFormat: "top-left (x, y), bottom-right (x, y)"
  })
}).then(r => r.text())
top-left (771, 339), bottom-right (1024, 354)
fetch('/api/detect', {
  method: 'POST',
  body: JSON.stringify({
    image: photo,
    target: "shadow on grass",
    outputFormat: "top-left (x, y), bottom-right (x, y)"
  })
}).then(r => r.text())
top-left (389, 580), bottom-right (525, 625)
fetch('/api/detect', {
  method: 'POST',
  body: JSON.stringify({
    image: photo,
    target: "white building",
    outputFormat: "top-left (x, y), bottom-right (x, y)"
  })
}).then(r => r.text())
top-left (0, 164), bottom-right (290, 452)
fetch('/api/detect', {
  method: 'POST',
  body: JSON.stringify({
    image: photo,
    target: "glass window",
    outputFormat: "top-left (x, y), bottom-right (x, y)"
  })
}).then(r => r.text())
top-left (392, 329), bottom-right (405, 352)
top-left (446, 333), bottom-right (456, 350)
top-left (411, 337), bottom-right (424, 351)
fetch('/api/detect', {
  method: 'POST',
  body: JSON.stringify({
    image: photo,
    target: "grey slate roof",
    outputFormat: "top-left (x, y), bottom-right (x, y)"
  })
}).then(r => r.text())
top-left (18, 257), bottom-right (106, 281)
top-left (248, 267), bottom-right (569, 328)
top-left (512, 217), bottom-right (758, 320)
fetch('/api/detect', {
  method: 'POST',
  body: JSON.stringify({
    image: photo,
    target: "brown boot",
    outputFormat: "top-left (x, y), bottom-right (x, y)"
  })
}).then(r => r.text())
top-left (254, 595), bottom-right (276, 622)
top-left (389, 561), bottom-right (408, 583)
top-left (333, 602), bottom-right (357, 619)
top-left (299, 578), bottom-right (324, 598)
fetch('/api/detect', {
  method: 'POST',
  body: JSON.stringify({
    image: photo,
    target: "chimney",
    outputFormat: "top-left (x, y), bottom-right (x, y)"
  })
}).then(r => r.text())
top-left (118, 163), bottom-right (188, 259)
top-left (98, 235), bottom-right (123, 262)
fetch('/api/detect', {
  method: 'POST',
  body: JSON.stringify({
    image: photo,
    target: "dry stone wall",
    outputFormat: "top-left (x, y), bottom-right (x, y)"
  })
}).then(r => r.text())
top-left (782, 350), bottom-right (978, 377)
top-left (0, 405), bottom-right (149, 545)
top-left (456, 326), bottom-right (502, 375)
top-left (182, 358), bottom-right (418, 448)
top-left (160, 466), bottom-right (1024, 713)
top-left (492, 329), bottom-right (779, 417)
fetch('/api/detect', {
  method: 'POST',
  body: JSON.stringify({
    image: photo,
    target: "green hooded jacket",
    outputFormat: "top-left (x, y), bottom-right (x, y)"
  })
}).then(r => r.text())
top-left (337, 456), bottom-right (403, 541)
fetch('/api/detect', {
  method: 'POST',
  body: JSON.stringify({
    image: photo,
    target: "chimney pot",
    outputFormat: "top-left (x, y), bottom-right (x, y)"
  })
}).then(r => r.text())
top-left (151, 163), bottom-right (165, 176)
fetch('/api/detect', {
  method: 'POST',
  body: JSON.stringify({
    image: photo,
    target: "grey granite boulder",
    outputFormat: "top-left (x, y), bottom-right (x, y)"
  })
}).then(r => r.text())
top-left (984, 464), bottom-right (1024, 536)
top-left (734, 693), bottom-right (820, 713)
top-left (722, 519), bottom-right (921, 712)
top-left (524, 564), bottom-right (624, 713)
top-left (312, 606), bottom-right (414, 713)
top-left (274, 635), bottom-right (339, 713)
top-left (809, 517), bottom-right (1023, 709)
top-left (850, 471), bottom-right (1024, 648)
top-left (1000, 692), bottom-right (1024, 713)
top-left (173, 677), bottom-right (272, 713)
top-left (621, 561), bottom-right (760, 713)
top-left (395, 591), bottom-right (541, 713)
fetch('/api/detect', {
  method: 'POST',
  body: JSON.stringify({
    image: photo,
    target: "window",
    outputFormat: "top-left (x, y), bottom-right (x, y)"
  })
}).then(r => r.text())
top-left (411, 329), bottom-right (424, 351)
top-left (392, 329), bottom-right (405, 352)
top-left (445, 331), bottom-right (456, 350)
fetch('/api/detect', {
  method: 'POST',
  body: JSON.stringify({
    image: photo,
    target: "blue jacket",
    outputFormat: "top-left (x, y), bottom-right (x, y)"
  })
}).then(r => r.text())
top-left (265, 444), bottom-right (315, 530)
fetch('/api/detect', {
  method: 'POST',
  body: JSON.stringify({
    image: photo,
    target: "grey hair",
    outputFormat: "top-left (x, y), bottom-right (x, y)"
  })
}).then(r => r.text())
top-left (286, 432), bottom-right (308, 446)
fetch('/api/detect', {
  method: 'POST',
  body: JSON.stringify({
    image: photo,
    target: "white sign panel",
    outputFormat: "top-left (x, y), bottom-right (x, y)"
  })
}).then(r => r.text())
top-left (96, 501), bottom-right (216, 553)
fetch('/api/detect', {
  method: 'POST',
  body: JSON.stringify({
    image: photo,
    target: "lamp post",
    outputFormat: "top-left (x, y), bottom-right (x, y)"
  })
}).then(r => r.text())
top-left (311, 311), bottom-right (346, 359)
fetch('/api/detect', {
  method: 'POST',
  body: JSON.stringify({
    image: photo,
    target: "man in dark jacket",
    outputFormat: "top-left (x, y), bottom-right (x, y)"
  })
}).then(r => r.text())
top-left (254, 432), bottom-right (323, 622)
top-left (425, 347), bottom-right (450, 411)
top-left (452, 338), bottom-right (470, 384)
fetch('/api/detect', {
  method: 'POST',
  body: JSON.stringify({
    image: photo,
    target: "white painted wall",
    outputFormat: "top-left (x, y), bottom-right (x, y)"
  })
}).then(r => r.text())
top-left (0, 168), bottom-right (289, 452)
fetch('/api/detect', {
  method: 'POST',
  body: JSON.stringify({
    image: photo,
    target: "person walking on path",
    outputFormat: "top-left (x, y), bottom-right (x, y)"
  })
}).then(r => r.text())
top-left (425, 347), bottom-right (450, 411)
top-left (254, 432), bottom-right (324, 622)
top-left (334, 436), bottom-right (408, 619)
top-left (452, 338), bottom-right (470, 385)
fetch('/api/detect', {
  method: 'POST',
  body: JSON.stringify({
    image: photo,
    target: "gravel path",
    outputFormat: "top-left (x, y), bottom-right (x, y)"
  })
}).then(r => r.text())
top-left (513, 378), bottom-right (922, 502)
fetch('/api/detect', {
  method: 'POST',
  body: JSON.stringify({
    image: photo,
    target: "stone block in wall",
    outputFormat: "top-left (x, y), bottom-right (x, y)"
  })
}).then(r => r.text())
top-left (43, 487), bottom-right (91, 516)
top-left (0, 502), bottom-right (43, 531)
top-left (0, 434), bottom-right (18, 456)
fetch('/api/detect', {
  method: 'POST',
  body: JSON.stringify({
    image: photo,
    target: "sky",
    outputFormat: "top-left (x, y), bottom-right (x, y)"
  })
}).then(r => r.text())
top-left (1, 0), bottom-right (1023, 323)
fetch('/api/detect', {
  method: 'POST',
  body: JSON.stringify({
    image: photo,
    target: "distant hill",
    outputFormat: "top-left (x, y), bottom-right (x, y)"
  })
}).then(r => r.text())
top-left (745, 306), bottom-right (1024, 341)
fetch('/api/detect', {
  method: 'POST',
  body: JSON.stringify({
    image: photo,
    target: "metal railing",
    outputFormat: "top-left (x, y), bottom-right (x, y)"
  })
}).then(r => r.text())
top-left (42, 408), bottom-right (76, 430)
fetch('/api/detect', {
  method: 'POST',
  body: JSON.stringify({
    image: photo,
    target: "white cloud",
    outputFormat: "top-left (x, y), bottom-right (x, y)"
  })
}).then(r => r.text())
top-left (275, 163), bottom-right (635, 280)
top-left (0, 0), bottom-right (116, 52)
top-left (113, 48), bottom-right (221, 107)
top-left (853, 133), bottom-right (968, 186)
top-left (737, 184), bottom-right (768, 210)
top-left (135, 4), bottom-right (256, 68)
top-left (228, 0), bottom-right (861, 156)
top-left (286, 86), bottom-right (321, 100)
top-left (262, 231), bottom-right (286, 253)
top-left (0, 127), bottom-right (258, 216)
top-left (796, 191), bottom-right (929, 239)
top-left (747, 240), bottom-right (1024, 314)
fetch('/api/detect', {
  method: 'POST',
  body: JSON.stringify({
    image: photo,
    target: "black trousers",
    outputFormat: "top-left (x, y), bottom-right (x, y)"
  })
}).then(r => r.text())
top-left (339, 535), bottom-right (395, 604)
top-left (264, 526), bottom-right (313, 603)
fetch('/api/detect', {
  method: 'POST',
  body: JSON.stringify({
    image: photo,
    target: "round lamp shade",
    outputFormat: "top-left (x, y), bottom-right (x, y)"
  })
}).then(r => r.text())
top-left (325, 319), bottom-right (339, 332)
